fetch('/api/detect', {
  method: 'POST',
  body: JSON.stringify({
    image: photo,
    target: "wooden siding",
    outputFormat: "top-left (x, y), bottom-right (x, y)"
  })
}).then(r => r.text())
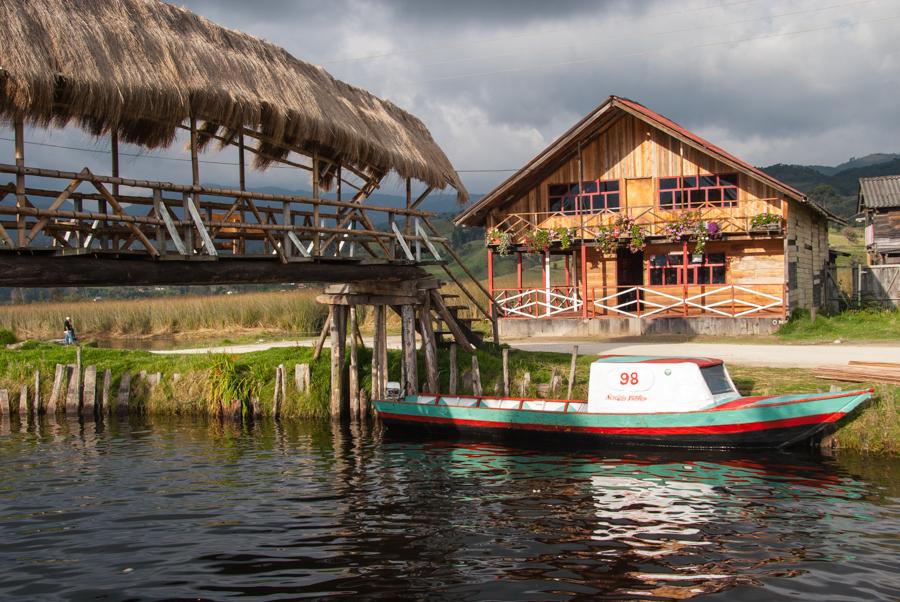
top-left (486, 113), bottom-right (786, 229)
top-left (872, 210), bottom-right (900, 254)
top-left (786, 202), bottom-right (829, 310)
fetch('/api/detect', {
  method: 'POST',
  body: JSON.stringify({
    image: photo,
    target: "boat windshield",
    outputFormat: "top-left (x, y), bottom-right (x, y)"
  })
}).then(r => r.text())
top-left (700, 364), bottom-right (734, 395)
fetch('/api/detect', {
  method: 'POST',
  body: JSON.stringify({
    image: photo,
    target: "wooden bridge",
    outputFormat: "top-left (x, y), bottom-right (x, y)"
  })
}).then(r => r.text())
top-left (0, 0), bottom-right (493, 421)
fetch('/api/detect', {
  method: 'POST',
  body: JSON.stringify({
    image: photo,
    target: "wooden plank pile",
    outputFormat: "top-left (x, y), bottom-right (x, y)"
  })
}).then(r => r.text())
top-left (814, 361), bottom-right (900, 386)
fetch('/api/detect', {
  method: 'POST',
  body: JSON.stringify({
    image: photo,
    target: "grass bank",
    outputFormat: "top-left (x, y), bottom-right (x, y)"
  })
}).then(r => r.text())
top-left (777, 308), bottom-right (900, 342)
top-left (0, 291), bottom-right (328, 341)
top-left (1, 343), bottom-right (896, 454)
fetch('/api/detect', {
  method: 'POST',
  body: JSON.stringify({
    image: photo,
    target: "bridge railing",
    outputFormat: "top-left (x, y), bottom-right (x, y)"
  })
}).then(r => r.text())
top-left (0, 163), bottom-right (447, 264)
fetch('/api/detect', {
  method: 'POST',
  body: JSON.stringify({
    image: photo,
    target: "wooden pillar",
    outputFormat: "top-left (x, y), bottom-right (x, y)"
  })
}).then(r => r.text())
top-left (312, 153), bottom-right (320, 256)
top-left (544, 250), bottom-right (551, 317)
top-left (329, 304), bottom-right (347, 420)
top-left (682, 239), bottom-right (689, 315)
top-left (349, 306), bottom-right (360, 418)
top-left (487, 248), bottom-right (495, 311)
top-left (565, 255), bottom-right (571, 287)
top-left (581, 244), bottom-right (589, 318)
top-left (401, 304), bottom-right (418, 396)
top-left (238, 133), bottom-right (246, 254)
top-left (14, 116), bottom-right (24, 247)
top-left (449, 343), bottom-right (458, 395)
top-left (516, 251), bottom-right (523, 290)
top-left (418, 301), bottom-right (439, 394)
top-left (371, 305), bottom-right (384, 399)
top-left (378, 305), bottom-right (388, 397)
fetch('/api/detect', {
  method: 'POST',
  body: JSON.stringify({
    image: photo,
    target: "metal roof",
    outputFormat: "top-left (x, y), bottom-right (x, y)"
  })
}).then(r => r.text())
top-left (859, 175), bottom-right (900, 210)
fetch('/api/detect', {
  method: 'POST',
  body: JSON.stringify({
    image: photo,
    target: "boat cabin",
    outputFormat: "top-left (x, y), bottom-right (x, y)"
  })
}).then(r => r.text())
top-left (587, 355), bottom-right (738, 413)
top-left (456, 96), bottom-right (842, 337)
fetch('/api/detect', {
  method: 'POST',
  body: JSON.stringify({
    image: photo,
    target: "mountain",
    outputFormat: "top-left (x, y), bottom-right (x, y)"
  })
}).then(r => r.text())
top-left (760, 153), bottom-right (900, 219)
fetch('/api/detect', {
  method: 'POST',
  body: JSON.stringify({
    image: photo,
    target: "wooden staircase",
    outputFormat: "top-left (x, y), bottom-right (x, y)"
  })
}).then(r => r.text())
top-left (432, 292), bottom-right (485, 349)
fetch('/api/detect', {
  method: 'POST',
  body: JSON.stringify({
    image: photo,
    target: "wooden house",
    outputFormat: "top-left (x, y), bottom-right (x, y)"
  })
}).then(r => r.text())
top-left (859, 175), bottom-right (900, 265)
top-left (455, 96), bottom-right (841, 336)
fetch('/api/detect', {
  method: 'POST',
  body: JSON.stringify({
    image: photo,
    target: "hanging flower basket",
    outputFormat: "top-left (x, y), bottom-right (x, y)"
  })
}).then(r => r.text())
top-left (750, 213), bottom-right (783, 233)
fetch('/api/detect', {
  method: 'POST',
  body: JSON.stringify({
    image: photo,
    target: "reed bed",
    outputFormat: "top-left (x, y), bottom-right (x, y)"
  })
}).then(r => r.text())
top-left (0, 290), bottom-right (328, 339)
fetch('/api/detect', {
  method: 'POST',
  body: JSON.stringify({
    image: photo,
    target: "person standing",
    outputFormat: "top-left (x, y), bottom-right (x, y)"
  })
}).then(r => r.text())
top-left (63, 316), bottom-right (75, 345)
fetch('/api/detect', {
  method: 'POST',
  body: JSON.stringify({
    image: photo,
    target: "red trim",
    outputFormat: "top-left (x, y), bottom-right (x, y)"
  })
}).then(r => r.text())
top-left (713, 395), bottom-right (774, 410)
top-left (594, 354), bottom-right (722, 368)
top-left (378, 411), bottom-right (846, 435)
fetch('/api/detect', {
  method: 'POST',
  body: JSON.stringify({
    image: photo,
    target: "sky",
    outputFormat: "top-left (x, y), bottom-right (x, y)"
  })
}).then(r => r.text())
top-left (2, 0), bottom-right (899, 199)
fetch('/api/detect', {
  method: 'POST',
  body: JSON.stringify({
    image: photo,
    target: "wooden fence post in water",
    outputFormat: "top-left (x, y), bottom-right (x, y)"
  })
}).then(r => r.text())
top-left (65, 362), bottom-right (80, 416)
top-left (471, 354), bottom-right (482, 397)
top-left (32, 370), bottom-right (40, 416)
top-left (116, 371), bottom-right (131, 415)
top-left (401, 304), bottom-right (417, 396)
top-left (449, 343), bottom-right (458, 395)
top-left (100, 369), bottom-right (112, 415)
top-left (273, 364), bottom-right (284, 418)
top-left (502, 348), bottom-right (510, 397)
top-left (566, 345), bottom-right (578, 400)
top-left (377, 305), bottom-right (388, 398)
top-left (349, 306), bottom-right (359, 419)
top-left (82, 365), bottom-right (97, 418)
top-left (48, 364), bottom-right (65, 415)
top-left (18, 384), bottom-right (27, 418)
top-left (295, 363), bottom-right (310, 394)
top-left (0, 389), bottom-right (8, 420)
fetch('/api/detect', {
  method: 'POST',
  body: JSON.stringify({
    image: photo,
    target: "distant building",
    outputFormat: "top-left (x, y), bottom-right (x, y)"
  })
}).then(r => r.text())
top-left (456, 96), bottom-right (843, 337)
top-left (858, 175), bottom-right (900, 265)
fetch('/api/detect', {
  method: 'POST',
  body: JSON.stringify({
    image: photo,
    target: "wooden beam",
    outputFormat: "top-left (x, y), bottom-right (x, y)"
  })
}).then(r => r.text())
top-left (429, 290), bottom-right (476, 352)
top-left (418, 299), bottom-right (439, 394)
top-left (349, 305), bottom-right (359, 419)
top-left (88, 172), bottom-right (159, 257)
top-left (14, 116), bottom-right (24, 247)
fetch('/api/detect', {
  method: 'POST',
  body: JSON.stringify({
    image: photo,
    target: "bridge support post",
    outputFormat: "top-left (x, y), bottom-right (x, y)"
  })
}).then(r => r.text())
top-left (329, 304), bottom-right (348, 421)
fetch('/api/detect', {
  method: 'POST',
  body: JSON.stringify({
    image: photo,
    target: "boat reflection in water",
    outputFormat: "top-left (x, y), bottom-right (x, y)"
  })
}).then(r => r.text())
top-left (434, 443), bottom-right (870, 600)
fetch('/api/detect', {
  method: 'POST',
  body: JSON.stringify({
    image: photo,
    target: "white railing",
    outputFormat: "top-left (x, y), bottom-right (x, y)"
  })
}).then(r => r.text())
top-left (592, 284), bottom-right (785, 319)
top-left (494, 286), bottom-right (583, 318)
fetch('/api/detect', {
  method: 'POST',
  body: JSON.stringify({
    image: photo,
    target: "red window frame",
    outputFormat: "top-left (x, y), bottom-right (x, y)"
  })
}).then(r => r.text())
top-left (657, 173), bottom-right (739, 210)
top-left (648, 252), bottom-right (727, 285)
top-left (548, 179), bottom-right (620, 215)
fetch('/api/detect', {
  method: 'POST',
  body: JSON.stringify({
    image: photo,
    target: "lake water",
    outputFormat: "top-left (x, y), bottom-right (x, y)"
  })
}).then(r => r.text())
top-left (0, 417), bottom-right (898, 601)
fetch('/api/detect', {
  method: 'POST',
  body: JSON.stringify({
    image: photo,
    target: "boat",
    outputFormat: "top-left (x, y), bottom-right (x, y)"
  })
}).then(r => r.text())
top-left (373, 355), bottom-right (873, 449)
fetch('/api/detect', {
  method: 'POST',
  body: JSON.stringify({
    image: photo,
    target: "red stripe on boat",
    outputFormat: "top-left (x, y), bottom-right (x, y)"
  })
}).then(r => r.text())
top-left (377, 412), bottom-right (846, 435)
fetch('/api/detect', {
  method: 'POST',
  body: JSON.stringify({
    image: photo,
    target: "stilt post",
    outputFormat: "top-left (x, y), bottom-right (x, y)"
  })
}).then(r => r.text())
top-left (567, 345), bottom-right (578, 399)
top-left (349, 305), bottom-right (360, 419)
top-left (401, 304), bottom-right (418, 396)
top-left (449, 343), bottom-right (458, 395)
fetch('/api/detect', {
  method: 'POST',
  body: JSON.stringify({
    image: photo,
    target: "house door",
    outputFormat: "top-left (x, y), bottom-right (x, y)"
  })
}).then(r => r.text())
top-left (617, 248), bottom-right (644, 312)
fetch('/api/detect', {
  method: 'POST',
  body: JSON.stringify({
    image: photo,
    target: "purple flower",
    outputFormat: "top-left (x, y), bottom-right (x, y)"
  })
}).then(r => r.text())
top-left (707, 221), bottom-right (720, 237)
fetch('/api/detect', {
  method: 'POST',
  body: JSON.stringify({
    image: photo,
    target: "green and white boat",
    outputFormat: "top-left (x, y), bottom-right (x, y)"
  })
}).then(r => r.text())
top-left (374, 355), bottom-right (872, 449)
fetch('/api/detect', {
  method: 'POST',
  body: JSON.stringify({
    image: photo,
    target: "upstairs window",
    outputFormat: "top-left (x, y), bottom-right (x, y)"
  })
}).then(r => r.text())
top-left (549, 179), bottom-right (620, 214)
top-left (658, 173), bottom-right (739, 210)
top-left (649, 252), bottom-right (727, 285)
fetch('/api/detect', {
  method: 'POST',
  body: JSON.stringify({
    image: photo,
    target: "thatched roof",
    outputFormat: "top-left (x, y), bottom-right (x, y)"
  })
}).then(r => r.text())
top-left (0, 0), bottom-right (467, 200)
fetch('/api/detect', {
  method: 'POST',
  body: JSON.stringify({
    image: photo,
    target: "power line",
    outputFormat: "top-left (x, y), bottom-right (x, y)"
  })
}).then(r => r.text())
top-left (416, 10), bottom-right (900, 84)
top-left (0, 136), bottom-right (298, 169)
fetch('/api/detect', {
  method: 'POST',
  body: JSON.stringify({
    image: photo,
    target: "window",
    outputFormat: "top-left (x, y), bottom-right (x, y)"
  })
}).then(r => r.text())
top-left (649, 252), bottom-right (726, 285)
top-left (658, 173), bottom-right (739, 209)
top-left (549, 179), bottom-right (620, 214)
top-left (700, 364), bottom-right (735, 395)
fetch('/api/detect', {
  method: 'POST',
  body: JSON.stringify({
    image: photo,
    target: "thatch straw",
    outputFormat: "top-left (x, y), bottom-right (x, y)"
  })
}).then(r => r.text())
top-left (0, 0), bottom-right (467, 201)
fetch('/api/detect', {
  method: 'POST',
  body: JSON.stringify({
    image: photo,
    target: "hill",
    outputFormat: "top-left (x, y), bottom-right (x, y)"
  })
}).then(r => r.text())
top-left (761, 153), bottom-right (900, 219)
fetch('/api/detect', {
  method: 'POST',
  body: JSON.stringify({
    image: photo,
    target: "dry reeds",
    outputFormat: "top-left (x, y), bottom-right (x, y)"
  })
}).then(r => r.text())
top-left (0, 290), bottom-right (327, 339)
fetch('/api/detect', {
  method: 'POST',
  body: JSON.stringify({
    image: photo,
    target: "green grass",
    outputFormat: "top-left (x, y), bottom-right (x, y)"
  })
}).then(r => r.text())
top-left (2, 343), bottom-right (896, 454)
top-left (777, 308), bottom-right (900, 342)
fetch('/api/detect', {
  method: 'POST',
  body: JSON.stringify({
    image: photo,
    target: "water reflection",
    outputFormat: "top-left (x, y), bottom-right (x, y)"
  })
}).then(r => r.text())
top-left (0, 418), bottom-right (897, 600)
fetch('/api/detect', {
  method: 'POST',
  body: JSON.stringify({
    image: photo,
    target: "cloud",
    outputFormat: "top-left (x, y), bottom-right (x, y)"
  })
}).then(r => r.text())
top-left (2, 0), bottom-right (898, 197)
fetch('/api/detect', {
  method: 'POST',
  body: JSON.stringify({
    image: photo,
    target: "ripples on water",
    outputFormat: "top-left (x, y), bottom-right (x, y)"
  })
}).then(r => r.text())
top-left (0, 416), bottom-right (898, 601)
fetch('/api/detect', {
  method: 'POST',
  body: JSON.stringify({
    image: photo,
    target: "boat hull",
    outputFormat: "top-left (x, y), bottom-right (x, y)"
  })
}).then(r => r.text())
top-left (375, 390), bottom-right (873, 450)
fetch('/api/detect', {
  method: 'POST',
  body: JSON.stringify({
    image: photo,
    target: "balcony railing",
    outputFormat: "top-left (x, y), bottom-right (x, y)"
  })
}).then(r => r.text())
top-left (490, 201), bottom-right (784, 245)
top-left (493, 283), bottom-right (786, 320)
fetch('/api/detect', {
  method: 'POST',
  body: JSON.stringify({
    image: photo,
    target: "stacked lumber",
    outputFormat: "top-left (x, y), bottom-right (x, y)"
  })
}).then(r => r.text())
top-left (814, 361), bottom-right (900, 386)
